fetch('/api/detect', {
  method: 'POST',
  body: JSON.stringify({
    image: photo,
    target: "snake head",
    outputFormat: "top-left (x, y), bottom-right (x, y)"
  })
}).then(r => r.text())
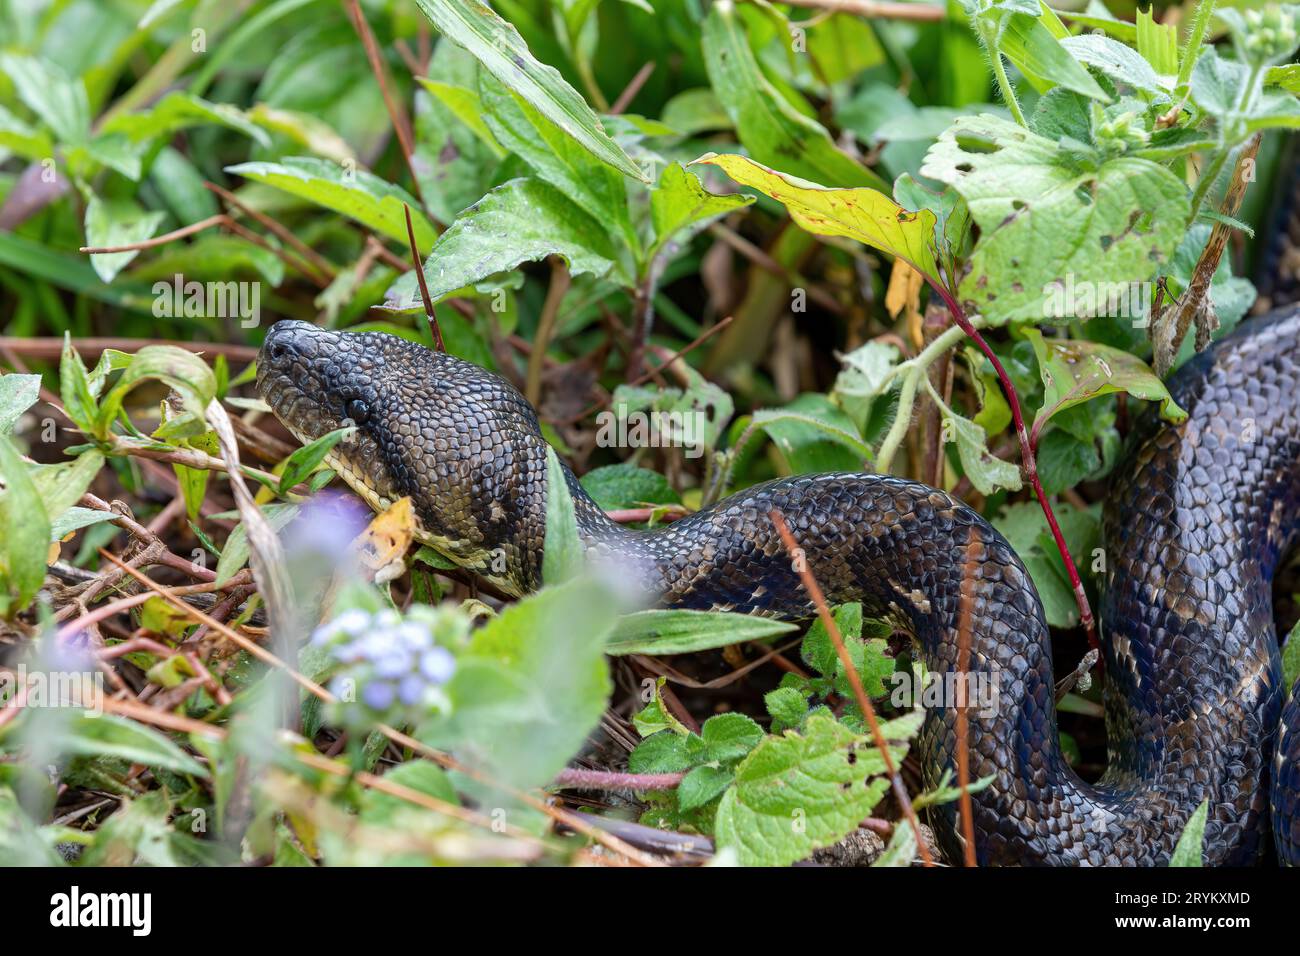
top-left (256, 320), bottom-right (548, 590)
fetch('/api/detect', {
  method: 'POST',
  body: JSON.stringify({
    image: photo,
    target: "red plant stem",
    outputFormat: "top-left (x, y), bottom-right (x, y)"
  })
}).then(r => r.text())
top-left (926, 279), bottom-right (1097, 650)
top-left (552, 768), bottom-right (685, 790)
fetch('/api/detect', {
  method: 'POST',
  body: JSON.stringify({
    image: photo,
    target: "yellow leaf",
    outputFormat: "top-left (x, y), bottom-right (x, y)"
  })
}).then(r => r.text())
top-left (885, 259), bottom-right (925, 349)
top-left (691, 153), bottom-right (940, 283)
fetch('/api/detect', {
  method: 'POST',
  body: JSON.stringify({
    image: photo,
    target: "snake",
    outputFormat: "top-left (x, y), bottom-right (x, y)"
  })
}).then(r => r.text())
top-left (255, 307), bottom-right (1300, 866)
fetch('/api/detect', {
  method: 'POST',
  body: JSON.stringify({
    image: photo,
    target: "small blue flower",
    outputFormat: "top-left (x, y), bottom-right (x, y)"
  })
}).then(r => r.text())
top-left (397, 673), bottom-right (426, 707)
top-left (420, 647), bottom-right (456, 683)
top-left (362, 680), bottom-right (396, 711)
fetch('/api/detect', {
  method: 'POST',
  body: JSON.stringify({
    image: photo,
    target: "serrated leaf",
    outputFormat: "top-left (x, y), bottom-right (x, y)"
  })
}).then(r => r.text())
top-left (412, 0), bottom-right (645, 182)
top-left (226, 157), bottom-right (435, 248)
top-left (606, 609), bottom-right (796, 656)
top-left (946, 412), bottom-right (1022, 495)
top-left (921, 114), bottom-right (1189, 324)
top-left (1061, 34), bottom-right (1163, 93)
top-left (713, 712), bottom-right (900, 867)
top-left (694, 153), bottom-right (939, 284)
top-left (678, 765), bottom-right (733, 812)
top-left (579, 464), bottom-right (680, 511)
top-left (991, 500), bottom-right (1099, 628)
top-left (701, 712), bottom-right (763, 763)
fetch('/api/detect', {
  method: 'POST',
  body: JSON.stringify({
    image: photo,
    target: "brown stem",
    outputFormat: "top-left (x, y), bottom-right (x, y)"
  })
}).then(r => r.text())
top-left (762, 0), bottom-right (945, 20)
top-left (525, 258), bottom-right (572, 405)
top-left (769, 507), bottom-right (934, 867)
top-left (404, 203), bottom-right (444, 352)
top-left (552, 768), bottom-right (685, 790)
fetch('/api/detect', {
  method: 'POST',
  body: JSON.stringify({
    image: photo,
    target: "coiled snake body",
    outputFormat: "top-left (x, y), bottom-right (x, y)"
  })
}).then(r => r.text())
top-left (257, 308), bottom-right (1300, 866)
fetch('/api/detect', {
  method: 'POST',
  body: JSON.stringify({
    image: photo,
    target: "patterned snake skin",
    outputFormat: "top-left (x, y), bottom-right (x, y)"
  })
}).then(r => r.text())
top-left (256, 310), bottom-right (1300, 866)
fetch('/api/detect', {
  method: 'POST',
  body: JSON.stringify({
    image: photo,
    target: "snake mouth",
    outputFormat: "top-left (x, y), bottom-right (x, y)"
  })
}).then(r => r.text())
top-left (256, 320), bottom-right (343, 444)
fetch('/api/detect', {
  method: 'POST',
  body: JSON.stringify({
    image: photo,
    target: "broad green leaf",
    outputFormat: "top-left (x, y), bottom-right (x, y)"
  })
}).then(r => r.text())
top-left (694, 153), bottom-right (940, 284)
top-left (543, 447), bottom-right (583, 584)
top-left (279, 426), bottom-right (354, 495)
top-left (0, 104), bottom-right (53, 161)
top-left (921, 114), bottom-right (1189, 324)
top-left (649, 163), bottom-right (753, 261)
top-left (606, 609), bottom-right (796, 656)
top-left (0, 787), bottom-right (63, 865)
top-left (1269, 63), bottom-right (1300, 94)
top-left (579, 464), bottom-right (680, 511)
top-left (361, 760), bottom-right (459, 824)
top-left (418, 577), bottom-right (617, 791)
top-left (1061, 34), bottom-right (1163, 93)
top-left (245, 104), bottom-right (356, 164)
top-left (992, 501), bottom-right (1099, 629)
top-left (94, 345), bottom-right (216, 442)
top-left (1023, 329), bottom-right (1186, 435)
top-left (677, 765), bottom-right (733, 812)
top-left (84, 196), bottom-right (167, 283)
top-left (391, 177), bottom-right (621, 306)
top-left (701, 712), bottom-right (763, 763)
top-left (0, 54), bottom-right (89, 144)
top-left (751, 401), bottom-right (873, 471)
top-left (661, 88), bottom-right (731, 136)
top-left (764, 686), bottom-right (809, 732)
top-left (701, 0), bottom-right (888, 194)
top-left (479, 72), bottom-right (632, 245)
top-left (412, 0), bottom-right (646, 182)
top-left (0, 374), bottom-right (41, 434)
top-left (0, 435), bottom-right (50, 618)
top-left (946, 411), bottom-right (1023, 495)
top-left (996, 11), bottom-right (1109, 100)
top-left (226, 157), bottom-right (436, 249)
top-left (713, 711), bottom-right (906, 867)
top-left (1169, 799), bottom-right (1209, 866)
top-left (417, 78), bottom-right (504, 158)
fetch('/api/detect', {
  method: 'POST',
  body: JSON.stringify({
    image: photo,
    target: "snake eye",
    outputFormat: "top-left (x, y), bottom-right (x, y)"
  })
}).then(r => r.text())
top-left (345, 398), bottom-right (369, 424)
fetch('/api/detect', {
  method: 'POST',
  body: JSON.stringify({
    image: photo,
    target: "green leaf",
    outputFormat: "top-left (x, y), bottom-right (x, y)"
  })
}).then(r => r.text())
top-left (1023, 329), bottom-right (1186, 435)
top-left (543, 447), bottom-right (583, 585)
top-left (713, 712), bottom-right (902, 867)
top-left (694, 153), bottom-right (940, 284)
top-left (0, 374), bottom-right (42, 434)
top-left (49, 506), bottom-right (116, 541)
top-left (418, 577), bottom-right (616, 790)
top-left (416, 78), bottom-right (505, 158)
top-left (995, 11), bottom-right (1110, 101)
top-left (0, 435), bottom-right (50, 618)
top-left (62, 713), bottom-right (208, 777)
top-left (215, 502), bottom-right (300, 585)
top-left (701, 712), bottom-right (764, 763)
top-left (992, 501), bottom-right (1099, 629)
top-left (361, 760), bottom-right (459, 824)
top-left (607, 609), bottom-right (797, 656)
top-left (579, 464), bottom-right (680, 511)
top-left (751, 401), bottom-right (874, 470)
top-left (278, 426), bottom-right (354, 495)
top-left (0, 54), bottom-right (89, 144)
top-left (1061, 34), bottom-right (1163, 94)
top-left (390, 177), bottom-right (621, 307)
top-left (479, 72), bottom-right (633, 246)
top-left (1169, 799), bottom-right (1209, 866)
top-left (649, 163), bottom-right (753, 261)
top-left (412, 0), bottom-right (646, 182)
top-left (84, 196), bottom-right (167, 284)
top-left (1283, 619), bottom-right (1300, 696)
top-left (99, 92), bottom-right (270, 147)
top-left (94, 345), bottom-right (217, 442)
top-left (629, 730), bottom-right (694, 774)
top-left (701, 0), bottom-right (888, 194)
top-left (764, 686), bottom-right (809, 732)
top-left (921, 114), bottom-right (1189, 324)
top-left (946, 411), bottom-right (1023, 495)
top-left (226, 157), bottom-right (436, 249)
top-left (1135, 6), bottom-right (1178, 77)
top-left (677, 765), bottom-right (733, 812)
top-left (29, 451), bottom-right (105, 524)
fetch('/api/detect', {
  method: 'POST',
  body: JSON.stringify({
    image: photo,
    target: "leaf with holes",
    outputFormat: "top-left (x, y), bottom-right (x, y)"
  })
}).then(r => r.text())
top-left (921, 114), bottom-right (1189, 324)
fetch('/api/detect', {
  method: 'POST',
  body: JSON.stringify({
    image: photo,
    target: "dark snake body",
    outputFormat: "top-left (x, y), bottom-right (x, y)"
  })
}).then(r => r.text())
top-left (257, 309), bottom-right (1300, 866)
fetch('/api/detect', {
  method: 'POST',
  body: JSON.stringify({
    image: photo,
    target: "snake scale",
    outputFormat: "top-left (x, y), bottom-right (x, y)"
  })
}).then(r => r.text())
top-left (256, 307), bottom-right (1300, 866)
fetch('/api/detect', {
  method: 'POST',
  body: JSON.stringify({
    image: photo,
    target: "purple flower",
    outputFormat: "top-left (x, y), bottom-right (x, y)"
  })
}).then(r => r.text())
top-left (362, 680), bottom-right (396, 711)
top-left (419, 647), bottom-right (456, 683)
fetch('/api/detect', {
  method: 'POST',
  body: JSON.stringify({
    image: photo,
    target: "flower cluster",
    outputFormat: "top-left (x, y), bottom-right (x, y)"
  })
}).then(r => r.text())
top-left (1243, 7), bottom-right (1299, 64)
top-left (311, 605), bottom-right (464, 727)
